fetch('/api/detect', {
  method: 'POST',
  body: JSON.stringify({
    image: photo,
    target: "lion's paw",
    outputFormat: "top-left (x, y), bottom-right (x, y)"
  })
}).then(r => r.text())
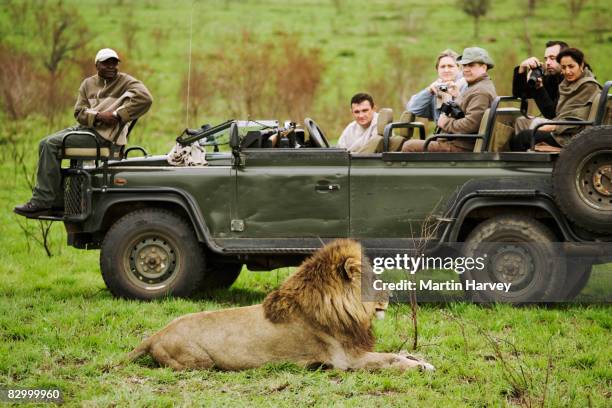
top-left (418, 361), bottom-right (435, 372)
top-left (397, 351), bottom-right (434, 372)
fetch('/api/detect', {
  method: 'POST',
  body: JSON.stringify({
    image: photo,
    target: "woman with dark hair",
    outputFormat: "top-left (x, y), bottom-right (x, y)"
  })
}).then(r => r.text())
top-left (510, 47), bottom-right (601, 151)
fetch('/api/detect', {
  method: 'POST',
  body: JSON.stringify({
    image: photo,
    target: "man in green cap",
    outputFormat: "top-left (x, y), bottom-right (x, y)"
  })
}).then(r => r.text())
top-left (14, 48), bottom-right (153, 218)
top-left (402, 47), bottom-right (497, 152)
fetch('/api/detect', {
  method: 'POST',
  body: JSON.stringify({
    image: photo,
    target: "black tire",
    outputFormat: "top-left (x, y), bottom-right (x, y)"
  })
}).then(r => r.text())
top-left (462, 215), bottom-right (566, 303)
top-left (100, 209), bottom-right (205, 300)
top-left (552, 126), bottom-right (612, 234)
top-left (563, 260), bottom-right (592, 300)
top-left (200, 259), bottom-right (242, 290)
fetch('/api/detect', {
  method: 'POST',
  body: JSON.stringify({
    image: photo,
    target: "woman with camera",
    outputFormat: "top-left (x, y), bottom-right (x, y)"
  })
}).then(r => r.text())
top-left (510, 47), bottom-right (602, 151)
top-left (406, 49), bottom-right (467, 121)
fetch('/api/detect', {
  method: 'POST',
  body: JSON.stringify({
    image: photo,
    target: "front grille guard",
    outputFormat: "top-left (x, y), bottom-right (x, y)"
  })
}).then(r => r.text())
top-left (62, 169), bottom-right (93, 222)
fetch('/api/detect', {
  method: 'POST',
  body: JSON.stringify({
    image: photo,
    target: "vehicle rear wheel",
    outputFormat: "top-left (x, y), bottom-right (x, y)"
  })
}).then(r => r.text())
top-left (462, 215), bottom-right (566, 303)
top-left (553, 126), bottom-right (612, 234)
top-left (200, 258), bottom-right (242, 290)
top-left (100, 209), bottom-right (204, 300)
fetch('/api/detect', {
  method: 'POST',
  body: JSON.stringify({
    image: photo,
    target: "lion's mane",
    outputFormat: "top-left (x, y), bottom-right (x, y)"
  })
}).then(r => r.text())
top-left (262, 239), bottom-right (375, 351)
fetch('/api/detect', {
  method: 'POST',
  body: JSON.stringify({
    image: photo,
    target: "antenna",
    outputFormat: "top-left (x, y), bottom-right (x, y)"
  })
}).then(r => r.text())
top-left (185, 0), bottom-right (194, 128)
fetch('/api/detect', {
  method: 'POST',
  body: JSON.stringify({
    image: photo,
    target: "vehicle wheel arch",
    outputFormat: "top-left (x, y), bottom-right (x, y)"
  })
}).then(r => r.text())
top-left (449, 198), bottom-right (571, 243)
top-left (91, 195), bottom-right (219, 252)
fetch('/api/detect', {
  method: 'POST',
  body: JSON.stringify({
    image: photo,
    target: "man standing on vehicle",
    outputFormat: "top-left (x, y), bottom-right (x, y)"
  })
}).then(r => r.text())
top-left (512, 40), bottom-right (568, 131)
top-left (14, 48), bottom-right (153, 218)
top-left (337, 93), bottom-right (379, 152)
top-left (401, 47), bottom-right (497, 152)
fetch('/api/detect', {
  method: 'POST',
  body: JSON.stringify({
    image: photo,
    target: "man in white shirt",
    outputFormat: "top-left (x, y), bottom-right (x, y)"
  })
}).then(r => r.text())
top-left (337, 93), bottom-right (379, 152)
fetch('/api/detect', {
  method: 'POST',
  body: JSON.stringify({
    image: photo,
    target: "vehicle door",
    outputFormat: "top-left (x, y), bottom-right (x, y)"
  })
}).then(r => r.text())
top-left (231, 148), bottom-right (350, 243)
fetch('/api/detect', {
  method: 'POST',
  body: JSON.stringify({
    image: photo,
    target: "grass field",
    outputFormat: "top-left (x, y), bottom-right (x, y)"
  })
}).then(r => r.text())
top-left (1, 0), bottom-right (611, 406)
top-left (1, 251), bottom-right (611, 406)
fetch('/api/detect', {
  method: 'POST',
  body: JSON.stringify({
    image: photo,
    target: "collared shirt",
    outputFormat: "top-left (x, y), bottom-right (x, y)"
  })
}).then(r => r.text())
top-left (337, 112), bottom-right (379, 152)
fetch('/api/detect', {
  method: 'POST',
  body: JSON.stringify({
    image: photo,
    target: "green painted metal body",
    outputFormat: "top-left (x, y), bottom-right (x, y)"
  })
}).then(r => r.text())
top-left (76, 149), bottom-right (560, 254)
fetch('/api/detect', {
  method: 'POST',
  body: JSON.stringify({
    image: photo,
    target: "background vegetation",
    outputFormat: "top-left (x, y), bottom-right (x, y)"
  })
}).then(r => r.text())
top-left (0, 0), bottom-right (610, 406)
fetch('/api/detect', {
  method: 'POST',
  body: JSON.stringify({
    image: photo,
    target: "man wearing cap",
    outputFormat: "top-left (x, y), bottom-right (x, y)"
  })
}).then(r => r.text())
top-left (14, 48), bottom-right (153, 217)
top-left (401, 47), bottom-right (497, 152)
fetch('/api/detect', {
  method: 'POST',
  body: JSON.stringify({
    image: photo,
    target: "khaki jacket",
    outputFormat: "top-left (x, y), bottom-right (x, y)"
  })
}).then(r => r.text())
top-left (552, 70), bottom-right (601, 146)
top-left (74, 72), bottom-right (153, 145)
top-left (443, 74), bottom-right (497, 150)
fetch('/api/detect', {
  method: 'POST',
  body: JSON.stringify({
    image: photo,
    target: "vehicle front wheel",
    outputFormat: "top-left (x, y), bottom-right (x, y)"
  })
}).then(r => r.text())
top-left (461, 215), bottom-right (566, 303)
top-left (100, 209), bottom-right (204, 300)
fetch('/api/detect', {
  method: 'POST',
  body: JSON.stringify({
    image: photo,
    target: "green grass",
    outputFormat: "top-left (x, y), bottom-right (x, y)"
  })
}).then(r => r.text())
top-left (1, 0), bottom-right (611, 406)
top-left (1, 258), bottom-right (611, 406)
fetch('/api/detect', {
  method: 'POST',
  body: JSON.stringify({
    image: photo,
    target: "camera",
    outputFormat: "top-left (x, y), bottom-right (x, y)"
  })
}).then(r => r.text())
top-left (440, 101), bottom-right (465, 119)
top-left (437, 84), bottom-right (448, 92)
top-left (527, 66), bottom-right (544, 88)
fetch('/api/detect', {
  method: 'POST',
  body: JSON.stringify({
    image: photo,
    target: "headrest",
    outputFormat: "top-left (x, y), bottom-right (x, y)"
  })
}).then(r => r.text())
top-left (377, 108), bottom-right (393, 135)
top-left (398, 111), bottom-right (415, 137)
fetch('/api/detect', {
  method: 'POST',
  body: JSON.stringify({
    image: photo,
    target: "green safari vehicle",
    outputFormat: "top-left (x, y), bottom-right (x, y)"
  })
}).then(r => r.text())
top-left (47, 82), bottom-right (612, 302)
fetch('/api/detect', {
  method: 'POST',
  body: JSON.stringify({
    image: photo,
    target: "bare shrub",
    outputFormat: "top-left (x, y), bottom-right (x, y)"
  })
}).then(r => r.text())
top-left (179, 31), bottom-right (325, 122)
top-left (317, 78), bottom-right (352, 139)
top-left (150, 27), bottom-right (169, 57)
top-left (365, 47), bottom-right (429, 112)
top-left (458, 0), bottom-right (491, 39)
top-left (0, 46), bottom-right (43, 120)
top-left (526, 0), bottom-right (537, 17)
top-left (12, 142), bottom-right (56, 257)
top-left (272, 35), bottom-right (325, 121)
top-left (492, 48), bottom-right (518, 96)
top-left (589, 0), bottom-right (606, 43)
top-left (331, 0), bottom-right (343, 14)
top-left (70, 50), bottom-right (98, 80)
top-left (34, 1), bottom-right (92, 76)
top-left (4, 0), bottom-right (31, 36)
top-left (179, 54), bottom-right (217, 123)
top-left (211, 31), bottom-right (274, 118)
top-left (33, 0), bottom-right (93, 119)
top-left (521, 18), bottom-right (534, 57)
top-left (567, 0), bottom-right (588, 26)
top-left (400, 11), bottom-right (427, 37)
top-left (121, 7), bottom-right (140, 56)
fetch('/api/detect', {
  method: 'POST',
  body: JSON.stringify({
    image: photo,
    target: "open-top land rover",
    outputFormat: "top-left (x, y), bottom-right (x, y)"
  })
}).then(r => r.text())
top-left (43, 82), bottom-right (612, 302)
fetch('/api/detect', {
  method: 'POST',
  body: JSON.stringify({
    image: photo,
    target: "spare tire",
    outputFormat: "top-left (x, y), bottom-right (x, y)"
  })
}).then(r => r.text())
top-left (552, 126), bottom-right (612, 234)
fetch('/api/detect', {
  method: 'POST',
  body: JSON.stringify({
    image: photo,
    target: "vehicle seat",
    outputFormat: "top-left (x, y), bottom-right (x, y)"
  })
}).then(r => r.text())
top-left (531, 92), bottom-right (609, 153)
top-left (61, 120), bottom-right (139, 163)
top-left (488, 107), bottom-right (520, 152)
top-left (61, 129), bottom-right (123, 164)
top-left (589, 91), bottom-right (612, 126)
top-left (395, 111), bottom-right (421, 140)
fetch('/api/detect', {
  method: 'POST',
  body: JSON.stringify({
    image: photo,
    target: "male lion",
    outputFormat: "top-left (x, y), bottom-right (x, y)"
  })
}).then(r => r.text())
top-left (127, 239), bottom-right (434, 372)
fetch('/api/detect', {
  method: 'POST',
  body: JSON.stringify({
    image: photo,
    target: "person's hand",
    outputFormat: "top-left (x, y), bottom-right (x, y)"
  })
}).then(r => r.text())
top-left (96, 111), bottom-right (119, 126)
top-left (437, 114), bottom-right (450, 130)
top-left (445, 81), bottom-right (460, 98)
top-left (535, 77), bottom-right (543, 89)
top-left (538, 124), bottom-right (556, 132)
top-left (518, 57), bottom-right (541, 74)
top-left (428, 80), bottom-right (441, 95)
